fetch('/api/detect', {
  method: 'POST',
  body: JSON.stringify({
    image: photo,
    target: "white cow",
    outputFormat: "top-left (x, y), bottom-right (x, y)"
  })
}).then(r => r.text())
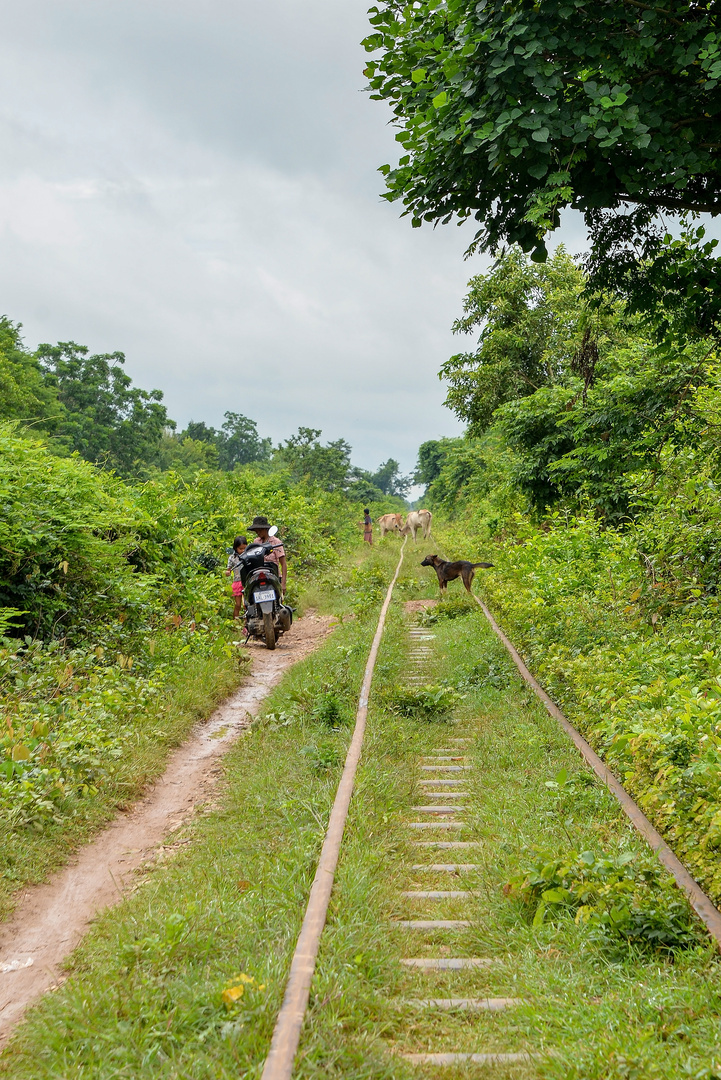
top-left (378, 512), bottom-right (404, 537)
top-left (402, 508), bottom-right (433, 542)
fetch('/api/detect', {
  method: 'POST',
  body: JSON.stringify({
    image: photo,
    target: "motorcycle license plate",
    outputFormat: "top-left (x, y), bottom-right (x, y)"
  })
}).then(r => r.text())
top-left (254, 589), bottom-right (276, 603)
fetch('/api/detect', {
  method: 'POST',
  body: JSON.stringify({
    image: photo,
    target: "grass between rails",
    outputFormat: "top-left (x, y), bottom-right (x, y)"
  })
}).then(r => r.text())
top-left (3, 538), bottom-right (721, 1079)
top-left (290, 570), bottom-right (721, 1080)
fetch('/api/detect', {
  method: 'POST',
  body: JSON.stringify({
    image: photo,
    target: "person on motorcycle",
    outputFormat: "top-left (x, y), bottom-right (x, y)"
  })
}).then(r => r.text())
top-left (247, 516), bottom-right (287, 596)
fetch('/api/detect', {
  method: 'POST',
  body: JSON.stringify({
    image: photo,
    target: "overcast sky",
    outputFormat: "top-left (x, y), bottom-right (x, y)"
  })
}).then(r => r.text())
top-left (0, 0), bottom-right (587, 474)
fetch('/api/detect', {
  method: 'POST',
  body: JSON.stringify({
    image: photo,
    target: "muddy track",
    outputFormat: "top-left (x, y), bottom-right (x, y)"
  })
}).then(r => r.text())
top-left (0, 614), bottom-right (335, 1047)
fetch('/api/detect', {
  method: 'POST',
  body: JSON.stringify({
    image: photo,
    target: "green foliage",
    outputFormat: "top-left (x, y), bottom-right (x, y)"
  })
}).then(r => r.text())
top-left (463, 511), bottom-right (721, 904)
top-left (416, 431), bottom-right (525, 537)
top-left (275, 426), bottom-right (353, 492)
top-left (0, 423), bottom-right (363, 851)
top-left (300, 739), bottom-right (342, 772)
top-left (159, 414), bottom-right (272, 474)
top-left (36, 341), bottom-right (170, 474)
top-left (364, 0), bottom-right (721, 335)
top-left (441, 247), bottom-right (584, 432)
top-left (274, 427), bottom-right (410, 505)
top-left (367, 457), bottom-right (412, 498)
top-left (435, 247), bottom-right (715, 522)
top-left (155, 433), bottom-right (220, 474)
top-left (216, 412), bottom-right (272, 470)
top-left (508, 845), bottom-right (703, 952)
top-left (348, 562), bottom-right (388, 617)
top-left (0, 318), bottom-right (58, 426)
top-left (417, 594), bottom-right (476, 623)
top-left (382, 682), bottom-right (463, 719)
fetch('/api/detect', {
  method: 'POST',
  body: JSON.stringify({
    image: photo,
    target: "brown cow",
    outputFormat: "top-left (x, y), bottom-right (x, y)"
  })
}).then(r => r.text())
top-left (378, 513), bottom-right (404, 537)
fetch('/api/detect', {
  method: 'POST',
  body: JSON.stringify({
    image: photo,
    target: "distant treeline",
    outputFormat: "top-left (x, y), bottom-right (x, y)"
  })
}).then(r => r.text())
top-left (0, 317), bottom-right (410, 502)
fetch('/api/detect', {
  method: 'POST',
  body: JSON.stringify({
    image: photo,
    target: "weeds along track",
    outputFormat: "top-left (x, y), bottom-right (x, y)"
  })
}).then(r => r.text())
top-left (261, 565), bottom-right (721, 1077)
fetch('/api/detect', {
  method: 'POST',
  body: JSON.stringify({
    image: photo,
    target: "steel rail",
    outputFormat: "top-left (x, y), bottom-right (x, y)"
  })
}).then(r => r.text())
top-left (260, 537), bottom-right (408, 1080)
top-left (474, 595), bottom-right (721, 948)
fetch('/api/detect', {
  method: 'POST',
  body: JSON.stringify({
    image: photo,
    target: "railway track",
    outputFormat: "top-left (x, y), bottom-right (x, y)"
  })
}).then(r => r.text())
top-left (260, 549), bottom-right (721, 1077)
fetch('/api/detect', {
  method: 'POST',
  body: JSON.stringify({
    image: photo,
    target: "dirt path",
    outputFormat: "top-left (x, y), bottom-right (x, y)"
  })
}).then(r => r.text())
top-left (0, 614), bottom-right (335, 1048)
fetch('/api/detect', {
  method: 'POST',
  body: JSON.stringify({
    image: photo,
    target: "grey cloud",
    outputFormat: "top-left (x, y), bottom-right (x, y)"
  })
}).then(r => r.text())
top-left (0, 0), bottom-right (586, 473)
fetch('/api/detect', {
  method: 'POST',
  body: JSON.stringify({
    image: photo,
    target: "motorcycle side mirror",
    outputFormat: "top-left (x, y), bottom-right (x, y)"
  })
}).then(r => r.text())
top-left (269, 526), bottom-right (278, 537)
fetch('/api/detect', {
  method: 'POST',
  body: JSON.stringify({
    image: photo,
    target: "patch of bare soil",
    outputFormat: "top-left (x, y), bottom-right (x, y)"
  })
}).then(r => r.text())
top-left (0, 614), bottom-right (335, 1047)
top-left (403, 599), bottom-right (438, 613)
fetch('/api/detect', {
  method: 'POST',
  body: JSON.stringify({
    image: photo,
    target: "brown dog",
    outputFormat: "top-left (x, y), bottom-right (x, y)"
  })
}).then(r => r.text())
top-left (421, 554), bottom-right (494, 594)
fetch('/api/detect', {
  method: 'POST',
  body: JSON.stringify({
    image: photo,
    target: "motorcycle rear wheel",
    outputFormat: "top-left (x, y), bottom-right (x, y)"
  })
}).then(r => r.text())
top-left (263, 610), bottom-right (277, 650)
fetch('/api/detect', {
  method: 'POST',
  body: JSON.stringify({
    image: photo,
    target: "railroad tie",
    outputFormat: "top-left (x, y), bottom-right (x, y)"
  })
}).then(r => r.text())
top-left (410, 805), bottom-right (466, 813)
top-left (421, 764), bottom-right (471, 771)
top-left (412, 840), bottom-right (479, 848)
top-left (411, 863), bottom-right (479, 871)
top-left (401, 890), bottom-right (473, 899)
top-left (392, 625), bottom-right (528, 1066)
top-left (397, 997), bottom-right (521, 1012)
top-left (401, 958), bottom-right (492, 969)
top-left (393, 919), bottom-right (471, 929)
top-left (401, 1052), bottom-right (532, 1066)
top-left (418, 778), bottom-right (464, 787)
top-left (406, 821), bottom-right (465, 829)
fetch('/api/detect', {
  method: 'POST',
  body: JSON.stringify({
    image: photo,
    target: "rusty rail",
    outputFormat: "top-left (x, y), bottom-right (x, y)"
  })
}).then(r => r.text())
top-left (260, 538), bottom-right (408, 1080)
top-left (474, 595), bottom-right (721, 948)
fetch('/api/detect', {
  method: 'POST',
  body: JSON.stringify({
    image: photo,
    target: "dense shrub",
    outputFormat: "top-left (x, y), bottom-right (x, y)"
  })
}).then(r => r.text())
top-left (458, 514), bottom-right (721, 904)
top-left (0, 424), bottom-right (363, 837)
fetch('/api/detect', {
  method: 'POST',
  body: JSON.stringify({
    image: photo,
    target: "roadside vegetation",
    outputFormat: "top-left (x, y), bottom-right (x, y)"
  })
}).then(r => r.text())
top-left (0, 415), bottom-right (390, 919)
top-left (411, 242), bottom-right (721, 911)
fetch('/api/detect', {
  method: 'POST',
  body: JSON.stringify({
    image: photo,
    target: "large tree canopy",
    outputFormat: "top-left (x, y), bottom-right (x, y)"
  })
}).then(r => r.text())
top-left (441, 246), bottom-right (583, 431)
top-left (364, 0), bottom-right (721, 334)
top-left (37, 342), bottom-right (170, 474)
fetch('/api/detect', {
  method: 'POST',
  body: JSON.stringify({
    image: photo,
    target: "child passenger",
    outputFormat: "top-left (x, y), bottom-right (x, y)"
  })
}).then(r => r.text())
top-left (225, 535), bottom-right (247, 619)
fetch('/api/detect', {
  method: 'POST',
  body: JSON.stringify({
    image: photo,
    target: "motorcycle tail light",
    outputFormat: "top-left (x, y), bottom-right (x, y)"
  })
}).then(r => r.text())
top-left (258, 572), bottom-right (267, 585)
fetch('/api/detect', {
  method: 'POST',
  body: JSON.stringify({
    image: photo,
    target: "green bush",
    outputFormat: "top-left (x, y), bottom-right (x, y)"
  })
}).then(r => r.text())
top-left (382, 683), bottom-right (463, 720)
top-left (507, 846), bottom-right (704, 953)
top-left (0, 424), bottom-right (365, 846)
top-left (462, 512), bottom-right (721, 904)
top-left (418, 595), bottom-right (477, 624)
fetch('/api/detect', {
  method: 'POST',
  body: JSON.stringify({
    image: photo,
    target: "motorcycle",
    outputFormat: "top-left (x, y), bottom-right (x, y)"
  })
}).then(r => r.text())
top-left (229, 527), bottom-right (292, 649)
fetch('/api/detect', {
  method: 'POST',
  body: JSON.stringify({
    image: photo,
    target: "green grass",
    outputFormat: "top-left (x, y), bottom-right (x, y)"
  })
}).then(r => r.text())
top-left (0, 645), bottom-right (247, 921)
top-left (3, 537), bottom-right (721, 1079)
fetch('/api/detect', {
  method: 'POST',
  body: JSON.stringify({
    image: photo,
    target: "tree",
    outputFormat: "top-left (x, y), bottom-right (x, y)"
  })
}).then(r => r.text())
top-left (496, 338), bottom-right (712, 520)
top-left (346, 469), bottom-right (387, 503)
top-left (276, 427), bottom-right (352, 491)
top-left (370, 458), bottom-right (412, 498)
top-left (216, 412), bottom-right (271, 470)
top-left (415, 438), bottom-right (460, 488)
top-left (181, 421), bottom-right (219, 445)
top-left (155, 432), bottom-right (220, 473)
top-left (36, 342), bottom-right (169, 475)
top-left (364, 1), bottom-right (721, 336)
top-left (441, 247), bottom-right (584, 432)
top-left (0, 318), bottom-right (59, 427)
